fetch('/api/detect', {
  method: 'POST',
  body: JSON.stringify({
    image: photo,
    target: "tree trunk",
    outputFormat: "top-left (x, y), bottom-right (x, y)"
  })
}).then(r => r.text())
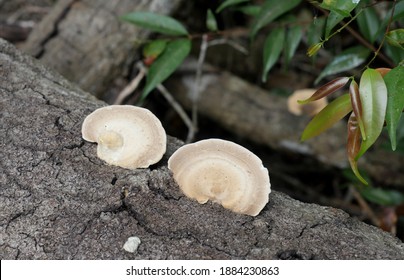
top-left (21, 0), bottom-right (183, 99)
top-left (1, 39), bottom-right (404, 259)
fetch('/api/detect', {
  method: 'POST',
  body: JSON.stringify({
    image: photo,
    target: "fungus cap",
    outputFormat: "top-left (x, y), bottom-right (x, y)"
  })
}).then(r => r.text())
top-left (168, 139), bottom-right (271, 216)
top-left (287, 89), bottom-right (328, 116)
top-left (82, 105), bottom-right (166, 169)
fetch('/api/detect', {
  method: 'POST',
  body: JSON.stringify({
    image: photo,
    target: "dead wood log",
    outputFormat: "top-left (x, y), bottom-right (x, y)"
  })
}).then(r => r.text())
top-left (167, 60), bottom-right (404, 187)
top-left (1, 39), bottom-right (404, 259)
top-left (21, 0), bottom-right (183, 99)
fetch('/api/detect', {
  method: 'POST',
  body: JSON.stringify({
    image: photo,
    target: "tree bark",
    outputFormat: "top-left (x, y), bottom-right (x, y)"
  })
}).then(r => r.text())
top-left (21, 0), bottom-right (183, 99)
top-left (1, 39), bottom-right (404, 259)
top-left (167, 60), bottom-right (404, 187)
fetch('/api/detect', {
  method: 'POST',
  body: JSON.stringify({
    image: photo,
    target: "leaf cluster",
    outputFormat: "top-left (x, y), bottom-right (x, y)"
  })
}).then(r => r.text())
top-left (119, 1), bottom-right (404, 185)
top-left (300, 66), bottom-right (404, 185)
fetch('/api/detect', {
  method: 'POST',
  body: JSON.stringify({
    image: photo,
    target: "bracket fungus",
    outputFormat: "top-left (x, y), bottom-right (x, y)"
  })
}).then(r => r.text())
top-left (82, 105), bottom-right (166, 169)
top-left (168, 139), bottom-right (271, 216)
top-left (287, 89), bottom-right (328, 116)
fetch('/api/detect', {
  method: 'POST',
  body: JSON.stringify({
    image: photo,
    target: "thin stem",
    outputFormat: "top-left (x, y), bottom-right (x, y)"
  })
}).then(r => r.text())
top-left (113, 62), bottom-right (146, 104)
top-left (308, 0), bottom-right (395, 67)
top-left (207, 38), bottom-right (249, 54)
top-left (187, 34), bottom-right (209, 143)
top-left (365, 0), bottom-right (397, 68)
top-left (136, 62), bottom-right (195, 142)
top-left (156, 83), bottom-right (195, 140)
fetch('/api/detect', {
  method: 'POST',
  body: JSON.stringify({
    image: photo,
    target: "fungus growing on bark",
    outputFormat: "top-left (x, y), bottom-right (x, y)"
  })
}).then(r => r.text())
top-left (82, 105), bottom-right (166, 169)
top-left (168, 138), bottom-right (271, 216)
top-left (288, 89), bottom-right (328, 116)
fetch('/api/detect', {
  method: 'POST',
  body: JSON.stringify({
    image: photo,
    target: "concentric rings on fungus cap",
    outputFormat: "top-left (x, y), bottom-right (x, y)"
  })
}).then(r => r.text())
top-left (168, 138), bottom-right (271, 216)
top-left (82, 105), bottom-right (166, 169)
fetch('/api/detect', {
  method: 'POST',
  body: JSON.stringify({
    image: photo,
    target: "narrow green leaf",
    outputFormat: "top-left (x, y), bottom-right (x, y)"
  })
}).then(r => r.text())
top-left (206, 9), bottom-right (218, 32)
top-left (216, 0), bottom-right (249, 13)
top-left (143, 39), bottom-right (167, 59)
top-left (361, 187), bottom-right (404, 206)
top-left (285, 24), bottom-right (303, 65)
top-left (324, 10), bottom-right (344, 38)
top-left (237, 5), bottom-right (262, 16)
top-left (384, 44), bottom-right (404, 65)
top-left (377, 1), bottom-right (404, 40)
top-left (262, 28), bottom-right (285, 82)
top-left (120, 12), bottom-right (188, 36)
top-left (356, 4), bottom-right (380, 43)
top-left (307, 17), bottom-right (325, 48)
top-left (315, 46), bottom-right (370, 84)
top-left (320, 0), bottom-right (360, 17)
top-left (347, 112), bottom-right (368, 185)
top-left (386, 29), bottom-right (404, 49)
top-left (385, 66), bottom-right (404, 150)
top-left (142, 39), bottom-right (191, 99)
top-left (356, 69), bottom-right (388, 159)
top-left (250, 0), bottom-right (301, 39)
top-left (301, 94), bottom-right (352, 141)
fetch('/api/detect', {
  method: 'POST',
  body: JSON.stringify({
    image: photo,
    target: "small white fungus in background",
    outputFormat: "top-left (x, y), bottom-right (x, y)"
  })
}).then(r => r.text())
top-left (123, 236), bottom-right (141, 253)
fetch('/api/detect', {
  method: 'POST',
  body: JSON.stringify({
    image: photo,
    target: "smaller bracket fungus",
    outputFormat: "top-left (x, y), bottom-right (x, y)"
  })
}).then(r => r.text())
top-left (287, 89), bottom-right (328, 116)
top-left (168, 139), bottom-right (271, 216)
top-left (82, 105), bottom-right (166, 169)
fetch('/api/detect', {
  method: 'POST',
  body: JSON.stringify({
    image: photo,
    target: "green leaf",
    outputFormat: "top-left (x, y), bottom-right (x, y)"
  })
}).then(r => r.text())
top-left (356, 68), bottom-right (388, 159)
top-left (324, 10), bottom-right (344, 38)
top-left (361, 187), bottom-right (404, 206)
top-left (378, 1), bottom-right (404, 39)
top-left (206, 9), bottom-right (218, 32)
top-left (262, 27), bottom-right (285, 82)
top-left (301, 94), bottom-right (352, 141)
top-left (386, 29), bottom-right (404, 49)
top-left (322, 0), bottom-right (360, 37)
top-left (237, 5), bottom-right (261, 16)
top-left (307, 17), bottom-right (325, 48)
top-left (142, 39), bottom-right (191, 100)
top-left (315, 46), bottom-right (370, 84)
top-left (320, 0), bottom-right (360, 17)
top-left (384, 44), bottom-right (404, 65)
top-left (216, 0), bottom-right (249, 13)
top-left (120, 12), bottom-right (188, 36)
top-left (355, 4), bottom-right (380, 43)
top-left (143, 39), bottom-right (167, 59)
top-left (250, 0), bottom-right (301, 39)
top-left (385, 66), bottom-right (404, 150)
top-left (284, 24), bottom-right (303, 66)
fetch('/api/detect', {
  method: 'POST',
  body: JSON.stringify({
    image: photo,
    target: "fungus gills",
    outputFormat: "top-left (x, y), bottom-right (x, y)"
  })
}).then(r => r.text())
top-left (168, 139), bottom-right (271, 216)
top-left (82, 105), bottom-right (166, 169)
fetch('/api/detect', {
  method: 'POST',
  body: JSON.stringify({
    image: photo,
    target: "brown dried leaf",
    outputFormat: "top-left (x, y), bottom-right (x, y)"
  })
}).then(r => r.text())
top-left (298, 76), bottom-right (350, 104)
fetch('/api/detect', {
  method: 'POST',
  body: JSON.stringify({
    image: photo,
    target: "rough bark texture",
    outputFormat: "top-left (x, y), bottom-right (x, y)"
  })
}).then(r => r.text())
top-left (167, 60), bottom-right (404, 187)
top-left (21, 0), bottom-right (183, 99)
top-left (1, 39), bottom-right (404, 259)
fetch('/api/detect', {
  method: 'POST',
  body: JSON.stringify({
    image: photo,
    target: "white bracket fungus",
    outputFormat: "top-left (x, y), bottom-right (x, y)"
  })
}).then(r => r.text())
top-left (287, 89), bottom-right (328, 116)
top-left (168, 139), bottom-right (271, 216)
top-left (82, 105), bottom-right (166, 169)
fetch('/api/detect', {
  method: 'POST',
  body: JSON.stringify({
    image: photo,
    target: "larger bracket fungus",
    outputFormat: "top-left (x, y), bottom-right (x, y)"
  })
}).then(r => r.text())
top-left (168, 139), bottom-right (271, 216)
top-left (82, 105), bottom-right (166, 169)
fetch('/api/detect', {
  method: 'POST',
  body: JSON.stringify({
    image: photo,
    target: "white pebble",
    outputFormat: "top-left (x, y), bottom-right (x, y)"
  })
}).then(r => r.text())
top-left (123, 236), bottom-right (141, 253)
